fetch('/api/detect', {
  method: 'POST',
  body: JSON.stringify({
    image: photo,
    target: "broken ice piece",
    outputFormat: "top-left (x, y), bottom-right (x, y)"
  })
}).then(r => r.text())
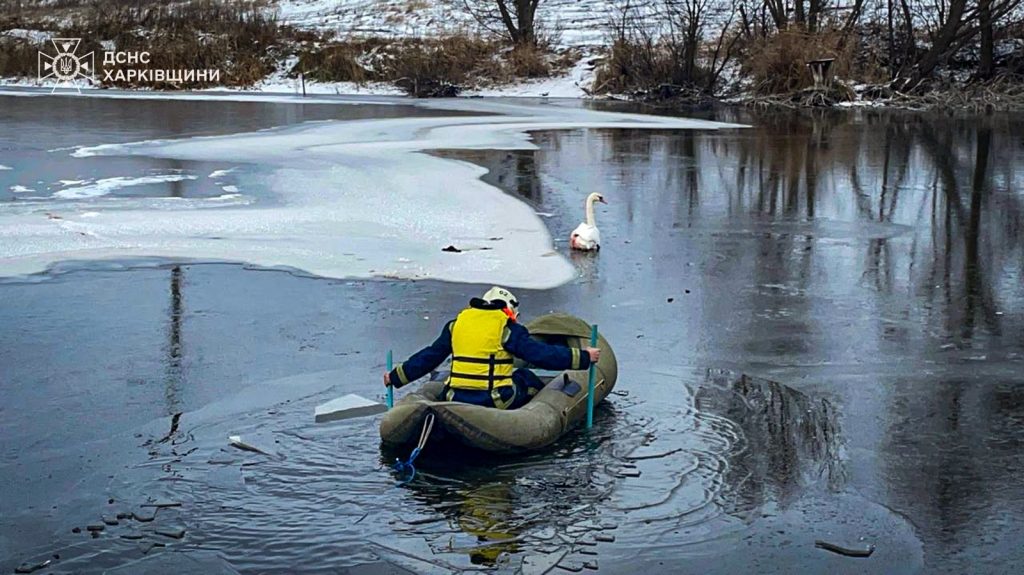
top-left (314, 394), bottom-right (387, 423)
top-left (154, 527), bottom-right (186, 539)
top-left (228, 435), bottom-right (273, 456)
top-left (14, 559), bottom-right (51, 574)
top-left (140, 501), bottom-right (181, 509)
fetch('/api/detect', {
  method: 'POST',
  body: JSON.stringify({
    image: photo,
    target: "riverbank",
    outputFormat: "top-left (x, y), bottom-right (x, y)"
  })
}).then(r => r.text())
top-left (4, 0), bottom-right (1023, 110)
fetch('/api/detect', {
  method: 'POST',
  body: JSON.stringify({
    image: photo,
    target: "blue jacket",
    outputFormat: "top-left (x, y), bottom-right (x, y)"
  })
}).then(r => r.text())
top-left (387, 305), bottom-right (592, 389)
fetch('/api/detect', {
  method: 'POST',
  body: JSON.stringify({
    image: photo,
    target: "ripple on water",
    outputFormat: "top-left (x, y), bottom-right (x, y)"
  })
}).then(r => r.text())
top-left (36, 369), bottom-right (841, 573)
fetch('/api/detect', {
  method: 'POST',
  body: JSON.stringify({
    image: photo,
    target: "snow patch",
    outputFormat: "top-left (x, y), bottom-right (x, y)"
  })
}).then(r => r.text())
top-left (2, 29), bottom-right (51, 44)
top-left (221, 185), bottom-right (239, 193)
top-left (208, 169), bottom-right (235, 179)
top-left (467, 53), bottom-right (600, 98)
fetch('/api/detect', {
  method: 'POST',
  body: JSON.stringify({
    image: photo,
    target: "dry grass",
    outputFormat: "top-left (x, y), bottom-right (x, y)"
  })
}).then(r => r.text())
top-left (0, 37), bottom-right (39, 77)
top-left (594, 36), bottom-right (713, 99)
top-left (506, 43), bottom-right (550, 78)
top-left (1, 0), bottom-right (296, 88)
top-left (2, 1), bottom-right (560, 93)
top-left (385, 35), bottom-right (498, 96)
top-left (742, 29), bottom-right (860, 96)
top-left (291, 34), bottom-right (561, 97)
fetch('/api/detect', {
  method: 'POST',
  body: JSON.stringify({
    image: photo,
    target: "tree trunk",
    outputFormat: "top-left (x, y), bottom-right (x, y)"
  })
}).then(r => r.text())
top-left (514, 0), bottom-right (539, 46)
top-left (978, 0), bottom-right (994, 79)
top-left (765, 0), bottom-right (788, 30)
top-left (886, 0), bottom-right (897, 75)
top-left (495, 0), bottom-right (521, 44)
top-left (896, 0), bottom-right (969, 90)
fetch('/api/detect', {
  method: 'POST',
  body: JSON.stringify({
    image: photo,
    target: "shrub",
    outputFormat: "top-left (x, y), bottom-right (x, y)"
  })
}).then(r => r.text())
top-left (742, 29), bottom-right (857, 95)
top-left (0, 37), bottom-right (39, 78)
top-left (506, 43), bottom-right (550, 78)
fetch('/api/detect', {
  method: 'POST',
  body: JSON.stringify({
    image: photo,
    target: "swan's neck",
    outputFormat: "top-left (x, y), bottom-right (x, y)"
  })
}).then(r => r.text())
top-left (585, 198), bottom-right (597, 227)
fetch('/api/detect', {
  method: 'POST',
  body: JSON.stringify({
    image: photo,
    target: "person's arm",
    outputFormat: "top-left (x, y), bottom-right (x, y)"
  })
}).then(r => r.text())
top-left (385, 321), bottom-right (453, 388)
top-left (501, 322), bottom-right (594, 371)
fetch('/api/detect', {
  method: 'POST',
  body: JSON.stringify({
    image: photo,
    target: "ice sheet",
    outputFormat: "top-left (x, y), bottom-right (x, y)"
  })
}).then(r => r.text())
top-left (0, 86), bottom-right (401, 106)
top-left (0, 165), bottom-right (12, 170)
top-left (0, 99), bottom-right (742, 287)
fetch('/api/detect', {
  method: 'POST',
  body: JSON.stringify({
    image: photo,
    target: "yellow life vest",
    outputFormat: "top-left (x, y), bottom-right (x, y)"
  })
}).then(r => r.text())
top-left (448, 307), bottom-right (515, 391)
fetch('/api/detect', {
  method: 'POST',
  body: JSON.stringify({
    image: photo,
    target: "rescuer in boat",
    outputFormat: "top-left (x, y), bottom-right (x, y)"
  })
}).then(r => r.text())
top-left (383, 287), bottom-right (601, 409)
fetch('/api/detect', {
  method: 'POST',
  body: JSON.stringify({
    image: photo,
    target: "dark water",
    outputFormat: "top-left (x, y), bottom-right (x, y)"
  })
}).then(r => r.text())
top-left (1, 95), bottom-right (1023, 574)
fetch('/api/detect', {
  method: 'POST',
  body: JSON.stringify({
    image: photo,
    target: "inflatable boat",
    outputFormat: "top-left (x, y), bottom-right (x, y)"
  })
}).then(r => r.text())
top-left (379, 313), bottom-right (617, 453)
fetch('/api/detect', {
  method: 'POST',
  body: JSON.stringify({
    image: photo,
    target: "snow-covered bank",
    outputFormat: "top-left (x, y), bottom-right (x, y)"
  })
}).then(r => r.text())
top-left (0, 98), bottom-right (742, 287)
top-left (272, 0), bottom-right (661, 48)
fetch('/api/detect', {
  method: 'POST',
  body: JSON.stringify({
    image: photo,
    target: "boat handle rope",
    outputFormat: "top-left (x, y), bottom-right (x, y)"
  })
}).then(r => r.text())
top-left (393, 412), bottom-right (434, 485)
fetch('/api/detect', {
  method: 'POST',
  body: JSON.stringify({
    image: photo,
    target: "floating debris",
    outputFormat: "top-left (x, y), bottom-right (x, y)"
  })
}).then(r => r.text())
top-left (133, 511), bottom-right (156, 522)
top-left (155, 527), bottom-right (186, 539)
top-left (141, 500), bottom-right (182, 509)
top-left (441, 245), bottom-right (462, 253)
top-left (814, 540), bottom-right (875, 557)
top-left (625, 448), bottom-right (682, 461)
top-left (14, 559), bottom-right (51, 574)
top-left (228, 436), bottom-right (274, 457)
top-left (138, 541), bottom-right (166, 555)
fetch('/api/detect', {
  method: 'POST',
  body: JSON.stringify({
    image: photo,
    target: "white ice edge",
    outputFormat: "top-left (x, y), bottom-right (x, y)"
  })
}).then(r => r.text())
top-left (53, 174), bottom-right (199, 199)
top-left (0, 85), bottom-right (403, 106)
top-left (0, 99), bottom-right (744, 288)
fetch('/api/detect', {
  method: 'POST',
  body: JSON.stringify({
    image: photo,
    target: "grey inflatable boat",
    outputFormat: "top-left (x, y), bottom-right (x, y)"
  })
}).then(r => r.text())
top-left (379, 313), bottom-right (618, 453)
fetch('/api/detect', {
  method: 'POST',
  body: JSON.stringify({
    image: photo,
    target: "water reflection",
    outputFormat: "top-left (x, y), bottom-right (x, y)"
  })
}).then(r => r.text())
top-left (164, 265), bottom-right (184, 415)
top-left (695, 370), bottom-right (843, 514)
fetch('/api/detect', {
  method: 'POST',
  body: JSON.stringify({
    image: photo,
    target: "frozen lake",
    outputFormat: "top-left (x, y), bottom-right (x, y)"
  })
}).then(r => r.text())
top-left (1, 91), bottom-right (1023, 574)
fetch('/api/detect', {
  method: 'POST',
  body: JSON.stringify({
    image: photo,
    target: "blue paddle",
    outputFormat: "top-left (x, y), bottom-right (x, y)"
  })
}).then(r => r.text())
top-left (386, 349), bottom-right (394, 409)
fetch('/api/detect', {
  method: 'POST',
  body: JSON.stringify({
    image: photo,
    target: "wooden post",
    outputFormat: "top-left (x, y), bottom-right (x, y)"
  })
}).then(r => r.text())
top-left (806, 58), bottom-right (835, 90)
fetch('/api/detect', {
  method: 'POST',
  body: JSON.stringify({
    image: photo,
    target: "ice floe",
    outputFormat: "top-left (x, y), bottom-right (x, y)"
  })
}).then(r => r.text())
top-left (1, 99), bottom-right (742, 287)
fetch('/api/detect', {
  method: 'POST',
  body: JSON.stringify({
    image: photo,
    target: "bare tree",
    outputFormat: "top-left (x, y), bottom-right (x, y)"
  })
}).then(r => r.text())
top-left (464, 0), bottom-right (544, 46)
top-left (893, 0), bottom-right (1024, 90)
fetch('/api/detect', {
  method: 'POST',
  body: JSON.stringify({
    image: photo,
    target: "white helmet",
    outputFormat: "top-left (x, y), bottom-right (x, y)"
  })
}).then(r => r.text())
top-left (482, 286), bottom-right (519, 316)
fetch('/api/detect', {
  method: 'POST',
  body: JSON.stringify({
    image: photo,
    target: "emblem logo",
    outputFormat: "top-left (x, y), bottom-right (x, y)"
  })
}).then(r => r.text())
top-left (38, 38), bottom-right (95, 93)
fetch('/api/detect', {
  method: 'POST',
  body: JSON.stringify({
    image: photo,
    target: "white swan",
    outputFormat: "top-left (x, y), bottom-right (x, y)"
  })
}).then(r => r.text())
top-left (570, 193), bottom-right (607, 251)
